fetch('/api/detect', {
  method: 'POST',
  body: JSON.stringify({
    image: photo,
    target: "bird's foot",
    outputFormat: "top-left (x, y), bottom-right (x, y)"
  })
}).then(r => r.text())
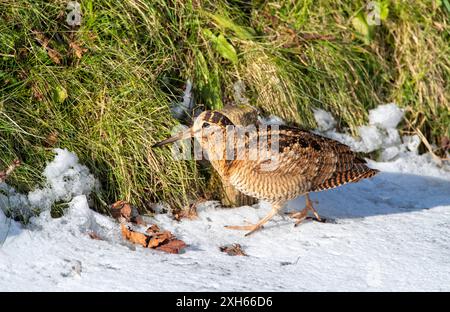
top-left (287, 210), bottom-right (308, 227)
top-left (224, 205), bottom-right (282, 236)
top-left (288, 195), bottom-right (324, 226)
top-left (224, 224), bottom-right (263, 236)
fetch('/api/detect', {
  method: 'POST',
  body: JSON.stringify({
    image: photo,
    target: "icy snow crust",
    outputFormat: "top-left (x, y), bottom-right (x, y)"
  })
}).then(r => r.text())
top-left (1, 104), bottom-right (450, 291)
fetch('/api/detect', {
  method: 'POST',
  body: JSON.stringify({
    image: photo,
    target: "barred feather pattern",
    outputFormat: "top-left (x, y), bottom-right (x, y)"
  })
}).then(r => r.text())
top-left (197, 112), bottom-right (379, 204)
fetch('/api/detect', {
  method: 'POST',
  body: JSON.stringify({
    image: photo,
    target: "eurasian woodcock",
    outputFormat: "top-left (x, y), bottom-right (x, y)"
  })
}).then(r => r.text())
top-left (153, 110), bottom-right (379, 236)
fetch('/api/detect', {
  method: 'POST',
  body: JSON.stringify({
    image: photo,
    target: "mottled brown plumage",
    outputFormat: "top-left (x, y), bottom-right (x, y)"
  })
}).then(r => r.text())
top-left (153, 110), bottom-right (379, 236)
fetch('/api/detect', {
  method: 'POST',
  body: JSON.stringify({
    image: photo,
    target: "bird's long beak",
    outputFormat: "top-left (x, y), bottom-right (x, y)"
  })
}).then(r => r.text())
top-left (152, 128), bottom-right (194, 148)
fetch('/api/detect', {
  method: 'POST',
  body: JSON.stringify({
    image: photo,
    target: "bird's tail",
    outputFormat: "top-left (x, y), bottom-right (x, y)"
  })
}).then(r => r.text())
top-left (312, 165), bottom-right (379, 192)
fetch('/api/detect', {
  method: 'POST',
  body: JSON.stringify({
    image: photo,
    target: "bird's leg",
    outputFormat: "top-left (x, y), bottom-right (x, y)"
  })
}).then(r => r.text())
top-left (289, 193), bottom-right (323, 226)
top-left (306, 193), bottom-right (322, 222)
top-left (225, 203), bottom-right (284, 236)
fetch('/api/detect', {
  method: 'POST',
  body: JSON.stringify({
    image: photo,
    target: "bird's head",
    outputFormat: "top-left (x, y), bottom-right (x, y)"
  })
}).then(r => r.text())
top-left (152, 110), bottom-right (234, 148)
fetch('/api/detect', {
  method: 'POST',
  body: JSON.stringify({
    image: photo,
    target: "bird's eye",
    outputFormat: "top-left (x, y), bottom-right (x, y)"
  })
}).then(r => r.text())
top-left (202, 122), bottom-right (210, 129)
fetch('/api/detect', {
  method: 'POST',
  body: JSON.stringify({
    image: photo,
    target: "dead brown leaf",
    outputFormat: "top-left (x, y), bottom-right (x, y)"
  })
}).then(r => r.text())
top-left (146, 224), bottom-right (161, 234)
top-left (156, 239), bottom-right (187, 254)
top-left (121, 224), bottom-right (149, 247)
top-left (110, 200), bottom-right (147, 225)
top-left (121, 223), bottom-right (186, 254)
top-left (47, 49), bottom-right (62, 64)
top-left (110, 200), bottom-right (132, 222)
top-left (32, 31), bottom-right (62, 64)
top-left (44, 131), bottom-right (59, 147)
top-left (69, 41), bottom-right (87, 59)
top-left (32, 84), bottom-right (44, 102)
top-left (147, 231), bottom-right (173, 248)
top-left (220, 243), bottom-right (248, 256)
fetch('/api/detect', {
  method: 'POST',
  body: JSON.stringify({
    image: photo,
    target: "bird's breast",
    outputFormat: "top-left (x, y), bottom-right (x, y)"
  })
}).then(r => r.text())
top-left (227, 163), bottom-right (311, 203)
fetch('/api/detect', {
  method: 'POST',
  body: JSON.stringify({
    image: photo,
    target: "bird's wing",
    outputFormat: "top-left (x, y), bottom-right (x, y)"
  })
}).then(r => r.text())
top-left (245, 125), bottom-right (378, 191)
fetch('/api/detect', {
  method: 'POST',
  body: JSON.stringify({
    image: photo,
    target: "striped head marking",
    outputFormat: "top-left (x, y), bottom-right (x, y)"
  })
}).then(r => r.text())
top-left (196, 111), bottom-right (234, 129)
top-left (152, 110), bottom-right (234, 148)
top-left (191, 111), bottom-right (235, 149)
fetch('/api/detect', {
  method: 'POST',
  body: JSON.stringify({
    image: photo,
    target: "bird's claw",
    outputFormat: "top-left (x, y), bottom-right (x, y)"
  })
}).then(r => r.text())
top-left (305, 216), bottom-right (327, 223)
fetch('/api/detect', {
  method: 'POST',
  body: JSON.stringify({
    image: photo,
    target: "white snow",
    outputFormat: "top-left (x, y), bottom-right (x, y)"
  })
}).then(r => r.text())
top-left (368, 103), bottom-right (404, 129)
top-left (313, 103), bottom-right (423, 164)
top-left (358, 125), bottom-right (384, 151)
top-left (1, 104), bottom-right (450, 291)
top-left (0, 148), bottom-right (98, 220)
top-left (233, 80), bottom-right (250, 105)
top-left (171, 80), bottom-right (194, 119)
top-left (313, 108), bottom-right (336, 131)
top-left (258, 115), bottom-right (286, 126)
top-left (28, 148), bottom-right (98, 211)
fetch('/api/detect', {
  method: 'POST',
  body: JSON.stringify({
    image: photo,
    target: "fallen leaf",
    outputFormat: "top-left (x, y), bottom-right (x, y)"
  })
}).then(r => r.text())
top-left (32, 31), bottom-right (62, 64)
top-left (110, 200), bottom-right (146, 225)
top-left (220, 243), bottom-right (248, 256)
top-left (147, 231), bottom-right (173, 248)
top-left (121, 223), bottom-right (186, 254)
top-left (173, 201), bottom-right (201, 221)
top-left (110, 200), bottom-right (132, 222)
top-left (32, 84), bottom-right (44, 102)
top-left (44, 131), bottom-right (59, 147)
top-left (146, 224), bottom-right (161, 234)
top-left (156, 240), bottom-right (187, 254)
top-left (121, 224), bottom-right (149, 247)
top-left (47, 49), bottom-right (62, 64)
top-left (69, 41), bottom-right (87, 59)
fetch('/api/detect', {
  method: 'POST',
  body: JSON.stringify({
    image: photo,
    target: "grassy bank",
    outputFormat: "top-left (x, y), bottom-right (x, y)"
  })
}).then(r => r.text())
top-left (0, 0), bottom-right (448, 215)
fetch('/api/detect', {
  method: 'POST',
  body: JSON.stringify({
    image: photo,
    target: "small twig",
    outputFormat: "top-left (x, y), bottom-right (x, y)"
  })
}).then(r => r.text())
top-left (0, 160), bottom-right (21, 183)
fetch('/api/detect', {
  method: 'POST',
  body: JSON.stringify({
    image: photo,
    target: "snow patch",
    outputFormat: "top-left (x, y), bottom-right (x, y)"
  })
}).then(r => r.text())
top-left (172, 80), bottom-right (194, 119)
top-left (358, 125), bottom-right (384, 151)
top-left (258, 115), bottom-right (286, 126)
top-left (0, 148), bottom-right (98, 219)
top-left (233, 80), bottom-right (250, 105)
top-left (313, 103), bottom-right (423, 162)
top-left (368, 103), bottom-right (404, 129)
top-left (313, 108), bottom-right (336, 131)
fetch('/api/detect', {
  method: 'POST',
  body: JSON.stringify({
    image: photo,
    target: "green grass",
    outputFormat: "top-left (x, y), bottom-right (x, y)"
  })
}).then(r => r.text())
top-left (0, 0), bottom-right (448, 216)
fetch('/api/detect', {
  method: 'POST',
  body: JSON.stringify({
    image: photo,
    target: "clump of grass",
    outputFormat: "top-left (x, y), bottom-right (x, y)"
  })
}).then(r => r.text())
top-left (384, 1), bottom-right (449, 150)
top-left (184, 0), bottom-right (391, 132)
top-left (240, 0), bottom-right (389, 132)
top-left (0, 0), bottom-right (204, 213)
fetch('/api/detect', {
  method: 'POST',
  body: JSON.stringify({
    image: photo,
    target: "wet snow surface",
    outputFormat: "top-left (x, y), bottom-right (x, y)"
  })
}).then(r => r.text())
top-left (1, 104), bottom-right (450, 291)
